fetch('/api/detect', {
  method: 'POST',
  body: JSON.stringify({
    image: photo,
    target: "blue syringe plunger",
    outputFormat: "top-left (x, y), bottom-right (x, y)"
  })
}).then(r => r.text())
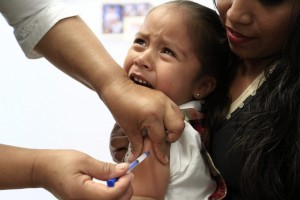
top-left (106, 151), bottom-right (150, 187)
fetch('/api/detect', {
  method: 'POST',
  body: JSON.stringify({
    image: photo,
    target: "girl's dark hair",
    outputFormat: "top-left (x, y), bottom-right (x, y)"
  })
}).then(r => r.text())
top-left (212, 0), bottom-right (300, 199)
top-left (152, 0), bottom-right (232, 131)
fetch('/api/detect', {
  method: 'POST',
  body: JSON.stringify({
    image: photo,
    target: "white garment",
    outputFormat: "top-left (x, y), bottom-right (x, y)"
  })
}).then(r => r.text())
top-left (0, 0), bottom-right (78, 58)
top-left (165, 101), bottom-right (216, 200)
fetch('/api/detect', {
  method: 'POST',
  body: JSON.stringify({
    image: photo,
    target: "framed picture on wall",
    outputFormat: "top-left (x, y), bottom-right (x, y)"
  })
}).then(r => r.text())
top-left (124, 3), bottom-right (151, 17)
top-left (102, 4), bottom-right (124, 34)
top-left (102, 2), bottom-right (152, 36)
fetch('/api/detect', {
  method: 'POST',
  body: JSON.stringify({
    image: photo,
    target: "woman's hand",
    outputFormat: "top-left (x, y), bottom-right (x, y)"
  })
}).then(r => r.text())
top-left (33, 149), bottom-right (133, 200)
top-left (102, 78), bottom-right (185, 164)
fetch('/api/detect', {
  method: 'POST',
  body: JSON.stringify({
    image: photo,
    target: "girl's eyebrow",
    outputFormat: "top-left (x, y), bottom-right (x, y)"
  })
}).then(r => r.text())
top-left (135, 31), bottom-right (149, 39)
top-left (134, 31), bottom-right (188, 59)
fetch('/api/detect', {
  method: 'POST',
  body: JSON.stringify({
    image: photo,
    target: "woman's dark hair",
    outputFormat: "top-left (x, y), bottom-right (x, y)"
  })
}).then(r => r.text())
top-left (150, 0), bottom-right (232, 131)
top-left (241, 12), bottom-right (300, 200)
top-left (212, 0), bottom-right (300, 199)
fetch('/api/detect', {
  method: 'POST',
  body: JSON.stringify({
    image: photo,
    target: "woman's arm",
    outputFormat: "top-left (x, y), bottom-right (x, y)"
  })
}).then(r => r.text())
top-left (1, 0), bottom-right (184, 163)
top-left (34, 15), bottom-right (184, 163)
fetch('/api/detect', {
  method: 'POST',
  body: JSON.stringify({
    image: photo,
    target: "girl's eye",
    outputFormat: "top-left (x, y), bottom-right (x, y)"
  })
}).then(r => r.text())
top-left (162, 48), bottom-right (176, 57)
top-left (133, 38), bottom-right (145, 46)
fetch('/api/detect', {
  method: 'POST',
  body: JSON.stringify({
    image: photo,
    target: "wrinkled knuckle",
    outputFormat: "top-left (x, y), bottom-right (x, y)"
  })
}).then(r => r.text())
top-left (101, 162), bottom-right (113, 177)
top-left (129, 144), bottom-right (138, 153)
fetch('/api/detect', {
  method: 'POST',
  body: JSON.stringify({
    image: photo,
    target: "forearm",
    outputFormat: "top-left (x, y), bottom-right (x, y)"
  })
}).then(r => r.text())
top-left (35, 15), bottom-right (184, 165)
top-left (0, 144), bottom-right (41, 189)
top-left (34, 16), bottom-right (130, 98)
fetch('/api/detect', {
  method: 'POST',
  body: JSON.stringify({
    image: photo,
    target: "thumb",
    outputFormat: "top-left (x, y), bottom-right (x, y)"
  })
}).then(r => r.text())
top-left (78, 160), bottom-right (133, 200)
top-left (86, 159), bottom-right (130, 181)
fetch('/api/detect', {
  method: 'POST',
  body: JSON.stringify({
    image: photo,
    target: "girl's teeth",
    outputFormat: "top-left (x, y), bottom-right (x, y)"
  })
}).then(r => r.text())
top-left (133, 77), bottom-right (150, 87)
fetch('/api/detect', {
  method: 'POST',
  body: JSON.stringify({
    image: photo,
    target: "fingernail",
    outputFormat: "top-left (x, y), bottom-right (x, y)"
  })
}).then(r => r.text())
top-left (116, 163), bottom-right (128, 170)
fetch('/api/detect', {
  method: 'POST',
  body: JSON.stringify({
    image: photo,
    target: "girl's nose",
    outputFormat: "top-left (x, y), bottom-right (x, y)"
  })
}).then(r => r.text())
top-left (134, 59), bottom-right (149, 69)
top-left (134, 51), bottom-right (153, 70)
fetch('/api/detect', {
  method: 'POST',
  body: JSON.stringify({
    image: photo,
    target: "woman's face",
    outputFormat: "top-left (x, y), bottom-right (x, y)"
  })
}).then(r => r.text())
top-left (215, 0), bottom-right (299, 60)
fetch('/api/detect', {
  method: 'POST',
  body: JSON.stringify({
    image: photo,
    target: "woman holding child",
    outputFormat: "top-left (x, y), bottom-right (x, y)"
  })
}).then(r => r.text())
top-left (210, 0), bottom-right (300, 199)
top-left (112, 0), bottom-right (300, 199)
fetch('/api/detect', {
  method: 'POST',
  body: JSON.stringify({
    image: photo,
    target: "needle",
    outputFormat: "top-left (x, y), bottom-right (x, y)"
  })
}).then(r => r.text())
top-left (106, 151), bottom-right (150, 187)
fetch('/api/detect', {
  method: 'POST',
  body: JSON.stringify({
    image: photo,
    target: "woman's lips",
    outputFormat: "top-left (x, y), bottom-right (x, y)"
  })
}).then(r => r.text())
top-left (226, 27), bottom-right (254, 45)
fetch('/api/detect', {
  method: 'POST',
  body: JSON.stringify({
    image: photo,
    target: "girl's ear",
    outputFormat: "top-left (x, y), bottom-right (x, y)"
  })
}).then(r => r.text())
top-left (193, 75), bottom-right (216, 99)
